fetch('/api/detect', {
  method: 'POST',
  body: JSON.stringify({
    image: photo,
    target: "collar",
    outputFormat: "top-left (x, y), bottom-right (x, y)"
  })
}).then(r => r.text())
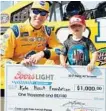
top-left (72, 35), bottom-right (82, 41)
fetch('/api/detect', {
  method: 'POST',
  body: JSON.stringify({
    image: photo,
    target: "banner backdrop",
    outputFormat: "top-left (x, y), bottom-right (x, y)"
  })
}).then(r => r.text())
top-left (5, 65), bottom-right (106, 111)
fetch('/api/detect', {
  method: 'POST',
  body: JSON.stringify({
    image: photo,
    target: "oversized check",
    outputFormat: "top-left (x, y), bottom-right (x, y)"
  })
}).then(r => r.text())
top-left (5, 65), bottom-right (106, 111)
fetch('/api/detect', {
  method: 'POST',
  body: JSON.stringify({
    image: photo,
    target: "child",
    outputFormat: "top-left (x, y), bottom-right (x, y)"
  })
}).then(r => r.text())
top-left (60, 15), bottom-right (98, 71)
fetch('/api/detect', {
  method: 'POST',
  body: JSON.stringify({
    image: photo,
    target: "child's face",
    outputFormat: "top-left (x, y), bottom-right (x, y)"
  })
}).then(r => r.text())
top-left (69, 24), bottom-right (85, 36)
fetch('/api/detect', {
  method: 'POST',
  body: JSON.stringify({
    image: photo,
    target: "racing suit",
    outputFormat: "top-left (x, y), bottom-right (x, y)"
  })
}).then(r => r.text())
top-left (0, 23), bottom-right (62, 89)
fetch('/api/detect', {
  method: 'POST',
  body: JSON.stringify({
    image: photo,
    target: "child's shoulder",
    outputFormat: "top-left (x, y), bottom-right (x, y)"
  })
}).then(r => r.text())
top-left (67, 34), bottom-right (73, 39)
top-left (82, 37), bottom-right (94, 46)
top-left (63, 34), bottom-right (72, 45)
top-left (82, 36), bottom-right (91, 41)
top-left (66, 34), bottom-right (73, 40)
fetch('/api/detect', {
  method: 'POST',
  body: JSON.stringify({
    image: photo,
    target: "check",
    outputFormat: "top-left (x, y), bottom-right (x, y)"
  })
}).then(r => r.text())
top-left (5, 65), bottom-right (106, 111)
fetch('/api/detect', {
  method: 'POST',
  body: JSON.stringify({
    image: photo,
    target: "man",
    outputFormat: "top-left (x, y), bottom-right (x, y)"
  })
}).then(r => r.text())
top-left (0, 1), bottom-right (62, 88)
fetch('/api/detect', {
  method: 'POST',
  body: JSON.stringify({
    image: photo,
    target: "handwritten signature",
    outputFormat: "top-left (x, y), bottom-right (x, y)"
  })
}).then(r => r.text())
top-left (62, 100), bottom-right (85, 108)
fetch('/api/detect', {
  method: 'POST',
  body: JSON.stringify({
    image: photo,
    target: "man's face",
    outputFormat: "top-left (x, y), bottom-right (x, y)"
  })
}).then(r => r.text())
top-left (30, 9), bottom-right (48, 28)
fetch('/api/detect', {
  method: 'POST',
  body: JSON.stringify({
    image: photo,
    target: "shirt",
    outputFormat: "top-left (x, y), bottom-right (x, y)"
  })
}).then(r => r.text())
top-left (61, 35), bottom-right (96, 65)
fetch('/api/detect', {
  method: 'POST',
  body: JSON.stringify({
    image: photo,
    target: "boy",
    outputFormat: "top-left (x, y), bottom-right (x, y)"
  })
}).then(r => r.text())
top-left (60, 15), bottom-right (98, 71)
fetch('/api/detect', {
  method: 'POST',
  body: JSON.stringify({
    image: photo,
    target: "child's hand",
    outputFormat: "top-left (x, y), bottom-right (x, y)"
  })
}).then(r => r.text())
top-left (60, 55), bottom-right (68, 68)
top-left (61, 63), bottom-right (68, 68)
top-left (87, 63), bottom-right (95, 72)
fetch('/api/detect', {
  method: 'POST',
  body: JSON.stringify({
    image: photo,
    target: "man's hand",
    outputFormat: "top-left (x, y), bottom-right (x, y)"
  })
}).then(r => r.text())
top-left (29, 51), bottom-right (44, 64)
top-left (21, 58), bottom-right (32, 66)
top-left (21, 51), bottom-right (44, 66)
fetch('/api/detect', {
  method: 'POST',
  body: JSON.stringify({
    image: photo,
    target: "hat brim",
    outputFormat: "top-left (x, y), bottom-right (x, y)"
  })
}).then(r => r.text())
top-left (31, 8), bottom-right (49, 13)
top-left (70, 22), bottom-right (85, 27)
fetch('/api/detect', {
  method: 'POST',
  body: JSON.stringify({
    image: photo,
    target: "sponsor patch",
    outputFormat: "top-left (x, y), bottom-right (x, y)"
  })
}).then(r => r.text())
top-left (21, 32), bottom-right (29, 37)
top-left (28, 38), bottom-right (35, 42)
top-left (28, 37), bottom-right (46, 42)
top-left (39, 1), bottom-right (45, 6)
top-left (21, 37), bottom-right (46, 42)
top-left (44, 26), bottom-right (51, 36)
top-left (11, 25), bottom-right (19, 37)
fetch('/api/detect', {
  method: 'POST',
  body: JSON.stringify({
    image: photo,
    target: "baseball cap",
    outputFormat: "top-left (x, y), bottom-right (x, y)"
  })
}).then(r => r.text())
top-left (69, 15), bottom-right (86, 27)
top-left (31, 1), bottom-right (50, 12)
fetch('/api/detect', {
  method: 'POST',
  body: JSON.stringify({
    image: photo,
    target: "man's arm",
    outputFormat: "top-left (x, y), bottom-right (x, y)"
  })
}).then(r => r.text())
top-left (45, 31), bottom-right (63, 60)
top-left (21, 30), bottom-right (63, 66)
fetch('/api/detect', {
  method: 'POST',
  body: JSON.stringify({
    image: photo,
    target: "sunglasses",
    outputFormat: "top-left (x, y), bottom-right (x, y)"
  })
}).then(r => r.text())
top-left (32, 9), bottom-right (48, 16)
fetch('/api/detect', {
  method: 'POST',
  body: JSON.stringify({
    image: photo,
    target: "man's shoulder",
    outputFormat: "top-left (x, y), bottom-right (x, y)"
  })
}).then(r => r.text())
top-left (11, 24), bottom-right (29, 31)
top-left (10, 25), bottom-right (20, 37)
top-left (10, 24), bottom-right (29, 37)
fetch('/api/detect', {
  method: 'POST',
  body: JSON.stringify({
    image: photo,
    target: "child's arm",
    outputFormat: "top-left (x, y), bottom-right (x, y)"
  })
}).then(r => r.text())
top-left (60, 55), bottom-right (67, 68)
top-left (87, 51), bottom-right (98, 71)
top-left (60, 39), bottom-right (68, 68)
